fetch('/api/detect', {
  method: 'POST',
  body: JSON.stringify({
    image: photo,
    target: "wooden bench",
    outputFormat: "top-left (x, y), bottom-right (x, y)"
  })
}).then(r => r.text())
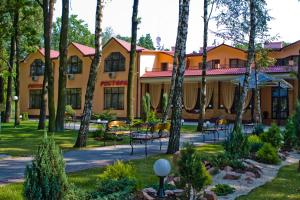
top-left (130, 122), bottom-right (170, 156)
top-left (104, 120), bottom-right (130, 146)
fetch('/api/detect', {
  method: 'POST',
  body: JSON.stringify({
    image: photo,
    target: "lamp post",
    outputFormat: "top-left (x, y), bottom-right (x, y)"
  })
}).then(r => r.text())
top-left (153, 159), bottom-right (171, 198)
top-left (13, 96), bottom-right (18, 128)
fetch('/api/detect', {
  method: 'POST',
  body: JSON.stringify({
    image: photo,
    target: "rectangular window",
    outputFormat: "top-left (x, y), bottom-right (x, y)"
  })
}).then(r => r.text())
top-left (161, 63), bottom-right (168, 71)
top-left (211, 59), bottom-right (220, 69)
top-left (104, 87), bottom-right (124, 110)
top-left (29, 90), bottom-right (42, 109)
top-left (66, 88), bottom-right (81, 109)
top-left (230, 59), bottom-right (246, 68)
top-left (67, 56), bottom-right (82, 74)
top-left (272, 87), bottom-right (288, 119)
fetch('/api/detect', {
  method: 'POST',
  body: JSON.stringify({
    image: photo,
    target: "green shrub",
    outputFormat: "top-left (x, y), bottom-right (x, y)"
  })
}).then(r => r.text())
top-left (99, 110), bottom-right (117, 122)
top-left (22, 112), bottom-right (29, 121)
top-left (142, 93), bottom-right (151, 122)
top-left (211, 184), bottom-right (235, 196)
top-left (100, 160), bottom-right (136, 181)
top-left (293, 102), bottom-right (300, 146)
top-left (24, 135), bottom-right (69, 200)
top-left (177, 144), bottom-right (212, 199)
top-left (64, 184), bottom-right (88, 200)
top-left (252, 123), bottom-right (264, 135)
top-left (65, 105), bottom-right (75, 118)
top-left (162, 93), bottom-right (168, 114)
top-left (89, 178), bottom-right (137, 200)
top-left (256, 143), bottom-right (280, 164)
top-left (283, 116), bottom-right (297, 150)
top-left (208, 153), bottom-right (245, 170)
top-left (248, 135), bottom-right (263, 153)
top-left (224, 126), bottom-right (250, 159)
top-left (260, 123), bottom-right (283, 149)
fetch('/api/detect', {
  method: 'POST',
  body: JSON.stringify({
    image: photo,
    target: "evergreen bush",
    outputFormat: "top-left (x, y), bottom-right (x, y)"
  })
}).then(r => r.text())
top-left (24, 135), bottom-right (68, 200)
top-left (212, 184), bottom-right (235, 196)
top-left (248, 135), bottom-right (263, 153)
top-left (177, 143), bottom-right (212, 199)
top-left (224, 126), bottom-right (250, 159)
top-left (256, 143), bottom-right (280, 164)
top-left (142, 93), bottom-right (151, 122)
top-left (100, 160), bottom-right (136, 181)
top-left (260, 123), bottom-right (283, 149)
top-left (293, 102), bottom-right (300, 146)
top-left (283, 116), bottom-right (297, 151)
top-left (252, 123), bottom-right (264, 135)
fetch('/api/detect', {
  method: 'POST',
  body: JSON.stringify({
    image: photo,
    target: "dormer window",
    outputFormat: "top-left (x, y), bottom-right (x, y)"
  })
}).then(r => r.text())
top-left (67, 56), bottom-right (82, 74)
top-left (30, 59), bottom-right (45, 76)
top-left (104, 52), bottom-right (125, 72)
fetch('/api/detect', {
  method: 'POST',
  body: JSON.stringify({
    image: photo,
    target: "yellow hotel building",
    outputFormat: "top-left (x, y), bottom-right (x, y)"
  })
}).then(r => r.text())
top-left (19, 38), bottom-right (300, 124)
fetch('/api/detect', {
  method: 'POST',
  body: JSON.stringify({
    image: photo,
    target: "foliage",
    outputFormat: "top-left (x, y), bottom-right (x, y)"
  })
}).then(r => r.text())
top-left (207, 153), bottom-right (245, 170)
top-left (99, 110), bottom-right (117, 122)
top-left (148, 110), bottom-right (159, 124)
top-left (224, 126), bottom-right (250, 159)
top-left (252, 123), bottom-right (264, 135)
top-left (89, 178), bottom-right (137, 200)
top-left (142, 93), bottom-right (151, 122)
top-left (24, 135), bottom-right (69, 200)
top-left (147, 183), bottom-right (176, 191)
top-left (22, 112), bottom-right (29, 121)
top-left (177, 143), bottom-right (212, 198)
top-left (138, 33), bottom-right (155, 50)
top-left (65, 105), bottom-right (76, 118)
top-left (256, 143), bottom-right (280, 164)
top-left (162, 93), bottom-right (168, 114)
top-left (102, 26), bottom-right (114, 45)
top-left (293, 102), bottom-right (300, 146)
top-left (116, 34), bottom-right (131, 43)
top-left (260, 123), bottom-right (283, 149)
top-left (100, 160), bottom-right (136, 181)
top-left (52, 14), bottom-right (94, 50)
top-left (64, 184), bottom-right (88, 200)
top-left (212, 184), bottom-right (235, 196)
top-left (283, 116), bottom-right (297, 150)
top-left (215, 0), bottom-right (271, 45)
top-left (248, 135), bottom-right (263, 153)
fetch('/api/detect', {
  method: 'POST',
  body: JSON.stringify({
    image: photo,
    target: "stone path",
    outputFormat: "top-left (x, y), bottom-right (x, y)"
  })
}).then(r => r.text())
top-left (0, 131), bottom-right (227, 186)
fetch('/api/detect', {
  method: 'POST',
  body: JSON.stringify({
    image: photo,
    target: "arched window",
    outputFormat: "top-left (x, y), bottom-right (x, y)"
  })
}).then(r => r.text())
top-left (104, 52), bottom-right (125, 72)
top-left (30, 59), bottom-right (45, 76)
top-left (67, 56), bottom-right (82, 74)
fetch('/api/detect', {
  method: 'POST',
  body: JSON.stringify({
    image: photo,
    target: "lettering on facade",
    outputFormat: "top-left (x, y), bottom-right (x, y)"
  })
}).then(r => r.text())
top-left (100, 80), bottom-right (128, 86)
top-left (28, 84), bottom-right (43, 88)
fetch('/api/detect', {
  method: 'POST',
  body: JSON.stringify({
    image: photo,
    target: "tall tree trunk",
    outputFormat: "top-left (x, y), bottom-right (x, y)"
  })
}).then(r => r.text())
top-left (38, 74), bottom-right (47, 129)
top-left (5, 35), bottom-right (15, 123)
top-left (167, 0), bottom-right (190, 154)
top-left (14, 4), bottom-right (20, 127)
top-left (0, 77), bottom-right (4, 122)
top-left (234, 0), bottom-right (256, 130)
top-left (46, 0), bottom-right (55, 132)
top-left (161, 0), bottom-right (183, 123)
top-left (55, 0), bottom-right (69, 131)
top-left (298, 49), bottom-right (300, 102)
top-left (127, 0), bottom-right (139, 122)
top-left (74, 0), bottom-right (103, 148)
top-left (254, 66), bottom-right (262, 123)
top-left (197, 0), bottom-right (209, 132)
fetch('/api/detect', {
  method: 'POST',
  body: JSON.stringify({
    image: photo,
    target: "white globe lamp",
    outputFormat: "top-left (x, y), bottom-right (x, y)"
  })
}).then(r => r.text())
top-left (153, 159), bottom-right (171, 198)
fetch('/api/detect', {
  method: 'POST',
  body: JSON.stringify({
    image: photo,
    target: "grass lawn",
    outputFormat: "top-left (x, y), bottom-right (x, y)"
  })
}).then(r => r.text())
top-left (237, 164), bottom-right (300, 200)
top-left (0, 121), bottom-right (198, 157)
top-left (181, 124), bottom-right (198, 133)
top-left (0, 121), bottom-right (129, 157)
top-left (0, 144), bottom-right (223, 200)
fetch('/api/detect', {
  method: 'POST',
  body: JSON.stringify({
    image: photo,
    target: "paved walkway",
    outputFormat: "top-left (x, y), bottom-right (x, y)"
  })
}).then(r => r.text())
top-left (0, 131), bottom-right (228, 186)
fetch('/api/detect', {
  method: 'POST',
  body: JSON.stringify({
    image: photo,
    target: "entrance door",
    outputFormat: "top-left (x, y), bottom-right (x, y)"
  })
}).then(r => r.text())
top-left (271, 87), bottom-right (289, 119)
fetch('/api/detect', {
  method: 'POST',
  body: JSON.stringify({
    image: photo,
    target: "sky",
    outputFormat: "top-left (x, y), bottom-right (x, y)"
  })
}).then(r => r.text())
top-left (53, 0), bottom-right (300, 53)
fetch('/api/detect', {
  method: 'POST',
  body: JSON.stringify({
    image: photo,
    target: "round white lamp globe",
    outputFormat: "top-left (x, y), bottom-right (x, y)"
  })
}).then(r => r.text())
top-left (153, 159), bottom-right (171, 177)
top-left (13, 96), bottom-right (18, 101)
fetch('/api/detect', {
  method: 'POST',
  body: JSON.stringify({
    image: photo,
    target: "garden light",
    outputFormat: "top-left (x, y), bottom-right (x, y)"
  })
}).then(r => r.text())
top-left (153, 159), bottom-right (171, 198)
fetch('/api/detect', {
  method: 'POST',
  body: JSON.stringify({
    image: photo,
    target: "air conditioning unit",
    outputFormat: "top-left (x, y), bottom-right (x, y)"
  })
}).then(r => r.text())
top-left (108, 72), bottom-right (116, 79)
top-left (32, 76), bottom-right (38, 81)
top-left (68, 74), bottom-right (75, 80)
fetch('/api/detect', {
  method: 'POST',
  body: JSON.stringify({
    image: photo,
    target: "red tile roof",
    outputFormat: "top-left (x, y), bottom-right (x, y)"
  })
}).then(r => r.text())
top-left (38, 48), bottom-right (59, 59)
top-left (187, 44), bottom-right (246, 57)
top-left (114, 37), bottom-right (146, 52)
top-left (141, 66), bottom-right (296, 78)
top-left (71, 42), bottom-right (95, 56)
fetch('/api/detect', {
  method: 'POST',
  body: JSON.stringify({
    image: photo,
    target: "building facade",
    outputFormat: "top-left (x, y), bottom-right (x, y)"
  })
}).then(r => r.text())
top-left (19, 38), bottom-right (300, 124)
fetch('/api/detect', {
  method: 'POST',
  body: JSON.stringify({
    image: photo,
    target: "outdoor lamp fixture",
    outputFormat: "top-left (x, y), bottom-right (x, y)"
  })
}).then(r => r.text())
top-left (13, 96), bottom-right (18, 101)
top-left (153, 159), bottom-right (171, 198)
top-left (13, 96), bottom-right (19, 128)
